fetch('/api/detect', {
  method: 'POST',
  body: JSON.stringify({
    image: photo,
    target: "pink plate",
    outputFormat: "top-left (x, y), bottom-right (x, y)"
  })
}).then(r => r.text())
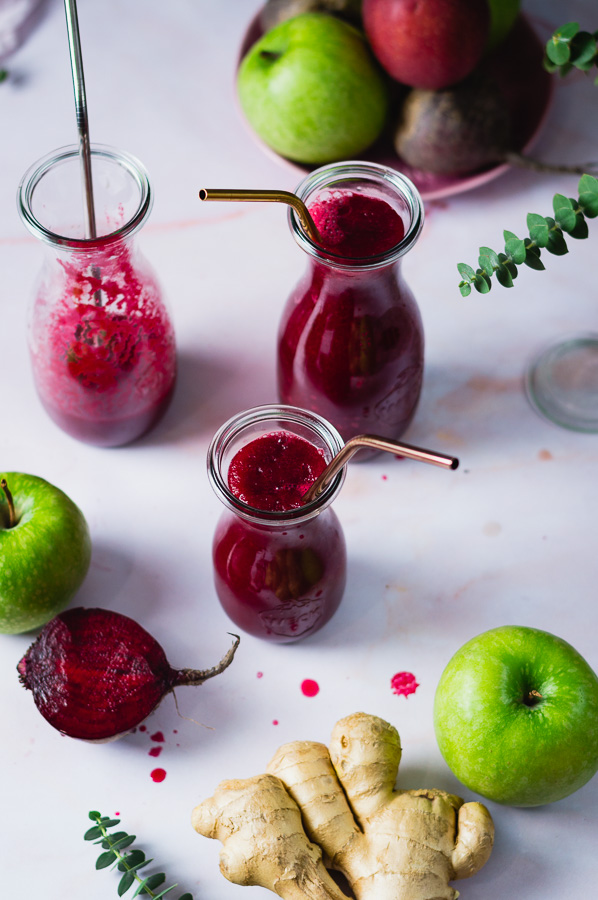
top-left (237, 12), bottom-right (553, 202)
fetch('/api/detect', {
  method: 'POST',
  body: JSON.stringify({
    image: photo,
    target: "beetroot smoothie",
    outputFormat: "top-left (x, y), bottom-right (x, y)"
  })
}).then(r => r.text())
top-left (278, 164), bottom-right (425, 454)
top-left (29, 242), bottom-right (176, 447)
top-left (19, 144), bottom-right (176, 447)
top-left (209, 411), bottom-right (347, 644)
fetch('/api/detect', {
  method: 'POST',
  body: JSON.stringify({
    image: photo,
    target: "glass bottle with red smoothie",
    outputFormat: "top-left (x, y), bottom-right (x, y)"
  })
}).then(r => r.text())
top-left (18, 144), bottom-right (176, 447)
top-left (278, 162), bottom-right (425, 456)
top-left (207, 405), bottom-right (347, 643)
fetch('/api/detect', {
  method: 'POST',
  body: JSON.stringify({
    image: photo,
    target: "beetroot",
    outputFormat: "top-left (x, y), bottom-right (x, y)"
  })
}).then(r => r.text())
top-left (17, 607), bottom-right (239, 741)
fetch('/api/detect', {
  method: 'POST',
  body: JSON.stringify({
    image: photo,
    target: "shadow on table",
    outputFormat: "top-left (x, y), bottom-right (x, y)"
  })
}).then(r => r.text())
top-left (139, 346), bottom-right (276, 449)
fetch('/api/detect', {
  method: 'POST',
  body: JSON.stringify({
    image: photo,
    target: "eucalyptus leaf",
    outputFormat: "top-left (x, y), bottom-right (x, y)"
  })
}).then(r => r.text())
top-left (554, 206), bottom-right (577, 233)
top-left (457, 262), bottom-right (475, 280)
top-left (118, 871), bottom-right (136, 896)
top-left (526, 213), bottom-right (550, 247)
top-left (555, 22), bottom-right (580, 41)
top-left (96, 850), bottom-right (118, 869)
top-left (504, 236), bottom-right (526, 264)
top-left (459, 282), bottom-right (472, 297)
top-left (546, 40), bottom-right (570, 65)
top-left (570, 31), bottom-right (597, 67)
top-left (496, 265), bottom-right (513, 288)
top-left (478, 246), bottom-right (500, 270)
top-left (568, 215), bottom-right (589, 239)
top-left (473, 273), bottom-right (491, 293)
top-left (84, 826), bottom-right (104, 841)
top-left (523, 247), bottom-right (545, 271)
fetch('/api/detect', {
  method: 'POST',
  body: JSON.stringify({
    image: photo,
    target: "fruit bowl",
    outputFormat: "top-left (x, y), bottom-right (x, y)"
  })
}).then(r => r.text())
top-left (237, 12), bottom-right (553, 201)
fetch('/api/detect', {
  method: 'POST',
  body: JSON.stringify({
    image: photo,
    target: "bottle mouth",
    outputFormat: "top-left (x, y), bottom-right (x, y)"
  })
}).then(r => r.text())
top-left (207, 404), bottom-right (346, 524)
top-left (17, 143), bottom-right (153, 250)
top-left (289, 160), bottom-right (425, 271)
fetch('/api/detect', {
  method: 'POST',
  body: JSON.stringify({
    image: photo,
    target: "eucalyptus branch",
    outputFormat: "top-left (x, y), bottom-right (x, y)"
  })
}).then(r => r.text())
top-left (84, 811), bottom-right (193, 900)
top-left (0, 70), bottom-right (8, 83)
top-left (457, 173), bottom-right (598, 295)
top-left (544, 22), bottom-right (598, 83)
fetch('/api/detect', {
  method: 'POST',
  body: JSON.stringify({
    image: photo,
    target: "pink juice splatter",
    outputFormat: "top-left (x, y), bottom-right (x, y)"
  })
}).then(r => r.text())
top-left (150, 768), bottom-right (167, 783)
top-left (29, 241), bottom-right (176, 447)
top-left (391, 671), bottom-right (419, 697)
top-left (301, 679), bottom-right (320, 697)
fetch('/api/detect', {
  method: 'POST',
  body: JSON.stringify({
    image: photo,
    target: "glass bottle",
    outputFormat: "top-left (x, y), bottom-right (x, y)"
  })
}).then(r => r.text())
top-left (17, 144), bottom-right (176, 447)
top-left (278, 161), bottom-right (425, 456)
top-left (207, 404), bottom-right (347, 644)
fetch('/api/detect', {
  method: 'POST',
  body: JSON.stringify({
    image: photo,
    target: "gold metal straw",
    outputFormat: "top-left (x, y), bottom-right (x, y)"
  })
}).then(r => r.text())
top-left (303, 434), bottom-right (459, 503)
top-left (198, 188), bottom-right (321, 244)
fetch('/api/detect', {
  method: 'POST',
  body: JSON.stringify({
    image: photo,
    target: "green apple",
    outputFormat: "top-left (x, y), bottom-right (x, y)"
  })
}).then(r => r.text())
top-left (487, 0), bottom-right (520, 50)
top-left (434, 625), bottom-right (598, 807)
top-left (0, 473), bottom-right (91, 634)
top-left (237, 13), bottom-right (389, 165)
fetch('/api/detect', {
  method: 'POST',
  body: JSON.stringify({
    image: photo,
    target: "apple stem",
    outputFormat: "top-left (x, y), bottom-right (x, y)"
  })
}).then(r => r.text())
top-left (525, 689), bottom-right (543, 706)
top-left (0, 478), bottom-right (15, 528)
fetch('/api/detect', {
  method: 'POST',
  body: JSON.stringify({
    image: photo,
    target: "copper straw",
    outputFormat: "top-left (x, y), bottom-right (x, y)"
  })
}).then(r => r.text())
top-left (199, 188), bottom-right (321, 244)
top-left (303, 435), bottom-right (459, 503)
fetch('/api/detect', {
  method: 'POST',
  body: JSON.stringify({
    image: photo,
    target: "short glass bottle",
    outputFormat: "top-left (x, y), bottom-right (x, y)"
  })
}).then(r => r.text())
top-left (278, 161), bottom-right (425, 455)
top-left (17, 144), bottom-right (176, 447)
top-left (207, 404), bottom-right (347, 643)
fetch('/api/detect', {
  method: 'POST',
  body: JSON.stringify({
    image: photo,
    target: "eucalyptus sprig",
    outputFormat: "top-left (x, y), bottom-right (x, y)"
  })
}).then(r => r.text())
top-left (457, 173), bottom-right (598, 296)
top-left (544, 22), bottom-right (598, 83)
top-left (84, 811), bottom-right (193, 900)
top-left (0, 70), bottom-right (8, 84)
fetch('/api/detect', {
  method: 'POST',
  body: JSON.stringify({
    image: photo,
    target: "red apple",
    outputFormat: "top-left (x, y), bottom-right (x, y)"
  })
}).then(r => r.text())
top-left (363, 0), bottom-right (491, 90)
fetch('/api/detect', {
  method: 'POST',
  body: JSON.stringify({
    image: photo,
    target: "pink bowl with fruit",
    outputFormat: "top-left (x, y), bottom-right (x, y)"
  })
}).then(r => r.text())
top-left (236, 10), bottom-right (553, 201)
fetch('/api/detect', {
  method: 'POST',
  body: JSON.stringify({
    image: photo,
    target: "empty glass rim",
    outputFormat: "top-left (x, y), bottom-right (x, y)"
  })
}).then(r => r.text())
top-left (17, 143), bottom-right (152, 250)
top-left (289, 160), bottom-right (425, 270)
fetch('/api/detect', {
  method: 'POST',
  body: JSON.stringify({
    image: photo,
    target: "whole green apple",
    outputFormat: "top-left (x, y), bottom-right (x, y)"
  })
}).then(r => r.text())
top-left (487, 0), bottom-right (520, 50)
top-left (237, 13), bottom-right (389, 164)
top-left (434, 625), bottom-right (598, 807)
top-left (0, 472), bottom-right (91, 634)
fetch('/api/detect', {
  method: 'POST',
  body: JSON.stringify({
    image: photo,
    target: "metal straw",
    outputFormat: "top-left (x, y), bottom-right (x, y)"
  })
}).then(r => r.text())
top-left (199, 188), bottom-right (322, 244)
top-left (64, 0), bottom-right (97, 240)
top-left (303, 435), bottom-right (459, 503)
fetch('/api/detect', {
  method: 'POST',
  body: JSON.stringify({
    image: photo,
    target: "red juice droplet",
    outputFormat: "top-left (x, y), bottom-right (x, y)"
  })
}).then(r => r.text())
top-left (301, 679), bottom-right (320, 697)
top-left (139, 725), bottom-right (147, 732)
top-left (391, 672), bottom-right (419, 697)
top-left (150, 768), bottom-right (167, 782)
top-left (149, 746), bottom-right (163, 758)
top-left (257, 671), bottom-right (264, 679)
top-left (273, 719), bottom-right (279, 725)
top-left (150, 731), bottom-right (165, 742)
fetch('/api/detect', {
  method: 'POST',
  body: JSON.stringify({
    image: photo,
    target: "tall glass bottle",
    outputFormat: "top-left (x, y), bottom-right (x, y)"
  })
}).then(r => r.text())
top-left (207, 404), bottom-right (347, 643)
top-left (18, 144), bottom-right (176, 447)
top-left (278, 161), bottom-right (425, 454)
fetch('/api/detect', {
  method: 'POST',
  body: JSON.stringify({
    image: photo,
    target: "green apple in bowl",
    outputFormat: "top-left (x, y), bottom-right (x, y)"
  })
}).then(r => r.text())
top-left (237, 13), bottom-right (389, 165)
top-left (434, 625), bottom-right (598, 807)
top-left (0, 473), bottom-right (91, 634)
top-left (487, 0), bottom-right (520, 50)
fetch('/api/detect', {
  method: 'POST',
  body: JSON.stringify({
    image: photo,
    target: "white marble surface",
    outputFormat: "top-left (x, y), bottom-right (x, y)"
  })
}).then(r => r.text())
top-left (1, 0), bottom-right (597, 897)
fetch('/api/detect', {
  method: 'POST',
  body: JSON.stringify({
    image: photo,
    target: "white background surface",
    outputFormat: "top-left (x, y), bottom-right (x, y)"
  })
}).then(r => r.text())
top-left (1, 0), bottom-right (597, 897)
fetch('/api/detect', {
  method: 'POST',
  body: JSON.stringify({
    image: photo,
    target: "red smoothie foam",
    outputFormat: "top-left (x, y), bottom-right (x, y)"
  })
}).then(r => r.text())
top-left (309, 191), bottom-right (405, 258)
top-left (228, 431), bottom-right (327, 512)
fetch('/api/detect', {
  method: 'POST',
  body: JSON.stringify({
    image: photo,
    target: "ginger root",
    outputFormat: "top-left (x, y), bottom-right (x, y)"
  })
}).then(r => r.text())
top-left (192, 712), bottom-right (494, 900)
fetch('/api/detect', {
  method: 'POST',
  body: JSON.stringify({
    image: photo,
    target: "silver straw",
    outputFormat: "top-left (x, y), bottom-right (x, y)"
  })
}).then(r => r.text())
top-left (64, 0), bottom-right (97, 239)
